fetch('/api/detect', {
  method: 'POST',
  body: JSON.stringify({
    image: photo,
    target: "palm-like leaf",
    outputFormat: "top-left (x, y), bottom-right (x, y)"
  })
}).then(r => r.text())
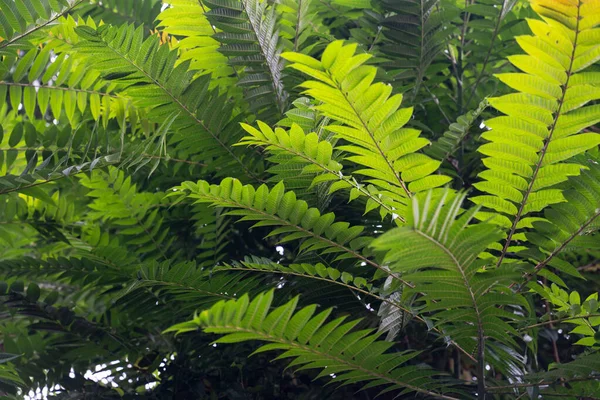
top-left (520, 155), bottom-right (600, 287)
top-left (283, 41), bottom-right (451, 220)
top-left (73, 23), bottom-right (260, 180)
top-left (203, 0), bottom-right (289, 118)
top-left (372, 190), bottom-right (527, 394)
top-left (472, 0), bottom-right (600, 266)
top-left (167, 290), bottom-right (461, 399)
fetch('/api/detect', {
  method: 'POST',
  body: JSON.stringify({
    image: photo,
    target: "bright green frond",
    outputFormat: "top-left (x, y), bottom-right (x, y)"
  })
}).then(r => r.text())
top-left (166, 290), bottom-right (460, 399)
top-left (0, 0), bottom-right (82, 57)
top-left (372, 190), bottom-right (527, 385)
top-left (73, 23), bottom-right (260, 180)
top-left (474, 0), bottom-right (600, 266)
top-left (283, 41), bottom-right (451, 220)
top-left (168, 178), bottom-right (378, 267)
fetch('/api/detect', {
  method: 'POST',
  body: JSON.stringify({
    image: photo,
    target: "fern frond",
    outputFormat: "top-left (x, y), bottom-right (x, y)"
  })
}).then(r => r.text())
top-left (73, 23), bottom-right (260, 180)
top-left (157, 0), bottom-right (238, 93)
top-left (519, 155), bottom-right (600, 287)
top-left (168, 178), bottom-right (380, 268)
top-left (426, 99), bottom-right (489, 163)
top-left (377, 0), bottom-right (459, 97)
top-left (220, 257), bottom-right (418, 341)
top-left (278, 97), bottom-right (322, 133)
top-left (0, 32), bottom-right (134, 127)
top-left (239, 121), bottom-right (339, 192)
top-left (239, 121), bottom-right (401, 218)
top-left (277, 0), bottom-right (320, 52)
top-left (372, 189), bottom-right (527, 393)
top-left (0, 0), bottom-right (84, 56)
top-left (166, 290), bottom-right (461, 399)
top-left (79, 167), bottom-right (174, 260)
top-left (217, 258), bottom-right (385, 303)
top-left (204, 0), bottom-right (289, 117)
top-left (473, 0), bottom-right (600, 266)
top-left (283, 41), bottom-right (451, 220)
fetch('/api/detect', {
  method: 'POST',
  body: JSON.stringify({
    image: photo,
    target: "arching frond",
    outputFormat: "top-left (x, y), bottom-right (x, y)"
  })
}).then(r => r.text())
top-left (372, 190), bottom-right (527, 392)
top-left (282, 41), bottom-right (451, 220)
top-left (166, 290), bottom-right (461, 399)
top-left (73, 23), bottom-right (260, 180)
top-left (168, 178), bottom-right (376, 267)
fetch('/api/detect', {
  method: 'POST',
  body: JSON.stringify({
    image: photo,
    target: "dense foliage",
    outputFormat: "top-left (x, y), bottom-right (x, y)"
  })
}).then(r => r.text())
top-left (1, 0), bottom-right (600, 398)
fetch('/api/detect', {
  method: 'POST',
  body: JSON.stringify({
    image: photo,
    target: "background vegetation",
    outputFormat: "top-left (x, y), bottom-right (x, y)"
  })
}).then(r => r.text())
top-left (0, 0), bottom-right (599, 398)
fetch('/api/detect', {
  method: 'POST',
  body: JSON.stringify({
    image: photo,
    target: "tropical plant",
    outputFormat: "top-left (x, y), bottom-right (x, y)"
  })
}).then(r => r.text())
top-left (1, 0), bottom-right (600, 399)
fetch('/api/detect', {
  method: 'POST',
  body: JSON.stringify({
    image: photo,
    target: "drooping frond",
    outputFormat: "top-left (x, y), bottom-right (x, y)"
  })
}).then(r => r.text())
top-left (0, 16), bottom-right (136, 128)
top-left (73, 23), bottom-right (260, 180)
top-left (282, 41), bottom-right (451, 220)
top-left (168, 178), bottom-right (379, 269)
top-left (473, 0), bottom-right (600, 266)
top-left (203, 0), bottom-right (289, 117)
top-left (166, 291), bottom-right (461, 399)
top-left (521, 155), bottom-right (600, 286)
top-left (372, 190), bottom-right (527, 393)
